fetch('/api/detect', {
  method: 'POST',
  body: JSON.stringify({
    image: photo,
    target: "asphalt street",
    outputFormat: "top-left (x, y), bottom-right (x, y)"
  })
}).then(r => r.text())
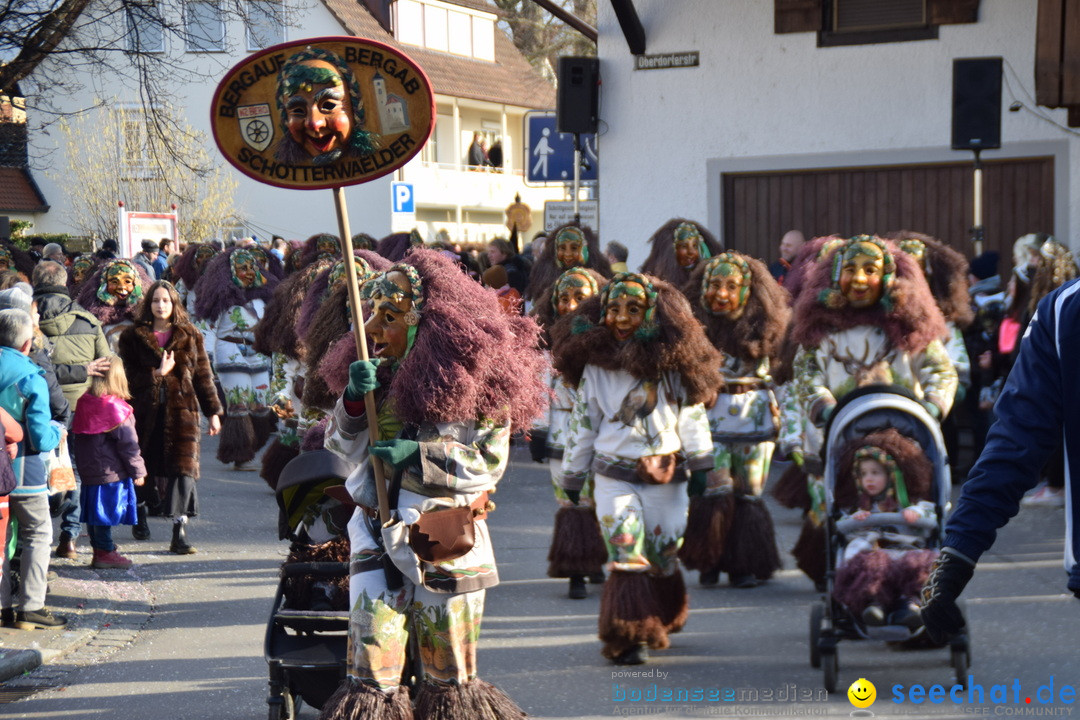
top-left (0, 432), bottom-right (1075, 719)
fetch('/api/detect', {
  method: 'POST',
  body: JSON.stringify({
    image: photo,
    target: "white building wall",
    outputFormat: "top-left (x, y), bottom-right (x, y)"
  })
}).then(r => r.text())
top-left (595, 0), bottom-right (1077, 266)
top-left (26, 0), bottom-right (391, 242)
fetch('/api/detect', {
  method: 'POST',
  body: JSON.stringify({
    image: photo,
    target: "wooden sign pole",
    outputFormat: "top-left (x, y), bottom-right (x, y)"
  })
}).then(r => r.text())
top-left (333, 187), bottom-right (390, 524)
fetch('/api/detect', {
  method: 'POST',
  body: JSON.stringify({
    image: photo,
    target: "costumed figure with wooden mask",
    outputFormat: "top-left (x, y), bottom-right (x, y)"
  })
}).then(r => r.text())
top-left (317, 249), bottom-right (546, 720)
top-left (531, 267), bottom-right (610, 600)
top-left (77, 258), bottom-right (152, 351)
top-left (639, 219), bottom-right (722, 287)
top-left (523, 223), bottom-right (612, 304)
top-left (68, 255), bottom-right (101, 296)
top-left (551, 272), bottom-right (721, 665)
top-left (172, 243), bottom-right (220, 362)
top-left (786, 235), bottom-right (956, 587)
top-left (193, 246), bottom-right (280, 467)
top-left (678, 252), bottom-right (788, 589)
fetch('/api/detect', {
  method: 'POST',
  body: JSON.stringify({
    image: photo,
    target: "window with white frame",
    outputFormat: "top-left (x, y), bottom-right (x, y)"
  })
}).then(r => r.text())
top-left (394, 0), bottom-right (496, 62)
top-left (397, 0), bottom-right (423, 46)
top-left (246, 0), bottom-right (284, 50)
top-left (120, 107), bottom-right (154, 176)
top-left (126, 1), bottom-right (164, 53)
top-left (423, 4), bottom-right (448, 52)
top-left (471, 15), bottom-right (494, 61)
top-left (447, 10), bottom-right (471, 56)
top-left (186, 0), bottom-right (225, 51)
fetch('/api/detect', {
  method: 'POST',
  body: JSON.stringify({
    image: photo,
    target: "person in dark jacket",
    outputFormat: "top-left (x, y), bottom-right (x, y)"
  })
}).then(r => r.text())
top-left (31, 261), bottom-right (110, 559)
top-left (0, 289), bottom-right (70, 427)
top-left (486, 237), bottom-right (531, 296)
top-left (920, 279), bottom-right (1080, 644)
top-left (118, 280), bottom-right (222, 553)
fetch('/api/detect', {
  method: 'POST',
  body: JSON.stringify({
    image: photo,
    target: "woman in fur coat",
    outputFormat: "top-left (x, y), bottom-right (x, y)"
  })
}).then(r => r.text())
top-left (638, 219), bottom-right (723, 287)
top-left (786, 235), bottom-right (957, 585)
top-left (77, 258), bottom-right (153, 351)
top-left (118, 280), bottom-right (223, 554)
top-left (193, 246), bottom-right (279, 467)
top-left (551, 272), bottom-right (722, 665)
top-left (523, 223), bottom-right (612, 303)
top-left (317, 249), bottom-right (546, 720)
top-left (679, 253), bottom-right (789, 589)
top-left (533, 267), bottom-right (609, 599)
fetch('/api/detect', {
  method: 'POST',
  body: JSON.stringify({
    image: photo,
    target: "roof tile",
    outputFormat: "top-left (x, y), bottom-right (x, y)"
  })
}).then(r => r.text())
top-left (0, 167), bottom-right (48, 213)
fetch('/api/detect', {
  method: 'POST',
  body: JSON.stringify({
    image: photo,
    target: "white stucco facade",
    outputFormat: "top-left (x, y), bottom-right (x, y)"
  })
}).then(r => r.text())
top-left (594, 0), bottom-right (1075, 266)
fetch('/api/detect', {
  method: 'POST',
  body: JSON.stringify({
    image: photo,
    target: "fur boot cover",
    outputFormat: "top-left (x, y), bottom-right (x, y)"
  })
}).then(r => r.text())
top-left (251, 410), bottom-right (277, 452)
top-left (717, 495), bottom-right (782, 580)
top-left (792, 516), bottom-right (827, 585)
top-left (216, 413), bottom-right (256, 464)
top-left (650, 570), bottom-right (689, 635)
top-left (413, 678), bottom-right (527, 720)
top-left (770, 463), bottom-right (810, 510)
top-left (260, 434), bottom-right (299, 490)
top-left (678, 493), bottom-right (736, 571)
top-left (546, 505), bottom-right (607, 578)
top-left (282, 535), bottom-right (351, 611)
top-left (317, 678), bottom-right (412, 720)
top-left (598, 570), bottom-right (668, 660)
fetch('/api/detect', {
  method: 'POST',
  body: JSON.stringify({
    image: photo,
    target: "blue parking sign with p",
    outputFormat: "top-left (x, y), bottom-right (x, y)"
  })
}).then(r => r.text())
top-left (392, 182), bottom-right (414, 213)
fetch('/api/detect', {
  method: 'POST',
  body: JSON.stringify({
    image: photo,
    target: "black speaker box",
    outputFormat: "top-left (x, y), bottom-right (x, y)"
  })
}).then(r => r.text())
top-left (557, 57), bottom-right (599, 134)
top-left (952, 57), bottom-right (1002, 151)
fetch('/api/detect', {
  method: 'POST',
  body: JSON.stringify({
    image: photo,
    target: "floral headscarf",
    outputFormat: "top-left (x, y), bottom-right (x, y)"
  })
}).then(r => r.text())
top-left (853, 445), bottom-right (908, 510)
top-left (674, 221), bottom-right (713, 261)
top-left (550, 267), bottom-right (599, 312)
top-left (599, 272), bottom-right (659, 340)
top-left (554, 226), bottom-right (589, 267)
top-left (230, 248), bottom-right (267, 289)
top-left (699, 252), bottom-right (751, 316)
top-left (71, 255), bottom-right (96, 285)
top-left (819, 235), bottom-right (897, 311)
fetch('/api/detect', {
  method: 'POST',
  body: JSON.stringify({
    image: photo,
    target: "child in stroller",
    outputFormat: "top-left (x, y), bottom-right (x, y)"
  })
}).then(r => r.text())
top-left (832, 428), bottom-right (937, 631)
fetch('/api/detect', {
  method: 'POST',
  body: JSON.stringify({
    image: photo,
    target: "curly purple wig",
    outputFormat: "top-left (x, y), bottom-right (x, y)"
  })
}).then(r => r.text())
top-left (192, 246), bottom-right (280, 322)
top-left (375, 232), bottom-right (418, 263)
top-left (254, 258), bottom-right (334, 359)
top-left (318, 248), bottom-right (548, 431)
top-left (295, 250), bottom-right (388, 340)
top-left (76, 260), bottom-right (153, 326)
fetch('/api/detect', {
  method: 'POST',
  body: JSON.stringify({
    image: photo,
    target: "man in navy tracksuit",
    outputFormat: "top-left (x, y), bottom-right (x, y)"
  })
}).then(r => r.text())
top-left (921, 279), bottom-right (1080, 642)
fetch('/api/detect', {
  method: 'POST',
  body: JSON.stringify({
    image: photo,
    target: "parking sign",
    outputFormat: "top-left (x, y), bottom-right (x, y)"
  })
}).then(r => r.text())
top-left (391, 182), bottom-right (414, 213)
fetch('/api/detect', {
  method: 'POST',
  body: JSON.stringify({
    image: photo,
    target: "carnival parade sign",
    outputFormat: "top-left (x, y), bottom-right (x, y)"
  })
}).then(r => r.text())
top-left (211, 37), bottom-right (435, 190)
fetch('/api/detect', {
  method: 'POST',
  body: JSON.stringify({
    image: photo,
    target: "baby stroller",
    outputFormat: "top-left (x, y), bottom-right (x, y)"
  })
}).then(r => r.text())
top-left (264, 449), bottom-right (354, 720)
top-left (807, 385), bottom-right (971, 693)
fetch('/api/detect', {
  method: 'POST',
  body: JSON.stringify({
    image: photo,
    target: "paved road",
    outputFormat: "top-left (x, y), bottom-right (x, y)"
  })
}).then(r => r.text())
top-left (2, 435), bottom-right (1075, 719)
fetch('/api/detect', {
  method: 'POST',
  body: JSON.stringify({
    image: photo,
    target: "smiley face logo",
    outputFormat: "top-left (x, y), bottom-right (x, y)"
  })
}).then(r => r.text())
top-left (848, 678), bottom-right (876, 708)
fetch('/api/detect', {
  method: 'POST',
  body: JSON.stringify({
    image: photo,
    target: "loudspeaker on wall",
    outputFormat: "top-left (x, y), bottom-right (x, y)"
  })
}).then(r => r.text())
top-left (557, 57), bottom-right (599, 135)
top-left (952, 57), bottom-right (1002, 151)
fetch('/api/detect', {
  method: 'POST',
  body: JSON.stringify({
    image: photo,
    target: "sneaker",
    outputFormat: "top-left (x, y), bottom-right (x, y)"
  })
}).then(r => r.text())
top-left (1022, 486), bottom-right (1065, 507)
top-left (92, 548), bottom-right (134, 569)
top-left (15, 607), bottom-right (68, 630)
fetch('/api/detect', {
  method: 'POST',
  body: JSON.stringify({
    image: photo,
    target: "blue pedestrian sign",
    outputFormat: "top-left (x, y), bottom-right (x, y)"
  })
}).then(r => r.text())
top-left (524, 112), bottom-right (598, 186)
top-left (391, 182), bottom-right (414, 213)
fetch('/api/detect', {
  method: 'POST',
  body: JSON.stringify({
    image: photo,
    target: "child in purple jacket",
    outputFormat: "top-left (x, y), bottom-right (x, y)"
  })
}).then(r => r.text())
top-left (71, 355), bottom-right (146, 569)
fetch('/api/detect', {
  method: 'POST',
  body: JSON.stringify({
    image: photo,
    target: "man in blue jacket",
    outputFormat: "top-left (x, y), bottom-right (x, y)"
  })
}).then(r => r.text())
top-left (921, 280), bottom-right (1080, 642)
top-left (0, 309), bottom-right (64, 629)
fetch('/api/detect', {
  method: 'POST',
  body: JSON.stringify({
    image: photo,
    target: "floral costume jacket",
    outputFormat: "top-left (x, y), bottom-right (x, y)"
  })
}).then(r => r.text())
top-left (559, 365), bottom-right (713, 491)
top-left (326, 396), bottom-right (509, 594)
top-left (213, 299), bottom-right (270, 376)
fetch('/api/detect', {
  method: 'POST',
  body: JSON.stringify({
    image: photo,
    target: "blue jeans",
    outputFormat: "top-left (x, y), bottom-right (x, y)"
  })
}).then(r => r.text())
top-left (86, 523), bottom-right (115, 552)
top-left (60, 441), bottom-right (83, 537)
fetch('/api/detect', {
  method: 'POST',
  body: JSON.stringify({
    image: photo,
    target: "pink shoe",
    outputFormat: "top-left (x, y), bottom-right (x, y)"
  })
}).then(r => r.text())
top-left (92, 548), bottom-right (133, 569)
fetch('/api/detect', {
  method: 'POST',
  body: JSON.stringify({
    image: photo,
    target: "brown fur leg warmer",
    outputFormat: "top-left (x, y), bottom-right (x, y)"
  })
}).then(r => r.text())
top-left (792, 516), bottom-right (827, 585)
top-left (260, 436), bottom-right (299, 490)
top-left (547, 505), bottom-right (608, 578)
top-left (650, 570), bottom-right (689, 635)
top-left (833, 549), bottom-right (893, 615)
top-left (678, 492), bottom-right (735, 570)
top-left (770, 463), bottom-right (810, 510)
top-left (216, 414), bottom-right (256, 464)
top-left (251, 411), bottom-right (278, 452)
top-left (718, 495), bottom-right (782, 580)
top-left (413, 678), bottom-right (527, 720)
top-left (316, 678), bottom-right (412, 720)
top-left (599, 570), bottom-right (668, 660)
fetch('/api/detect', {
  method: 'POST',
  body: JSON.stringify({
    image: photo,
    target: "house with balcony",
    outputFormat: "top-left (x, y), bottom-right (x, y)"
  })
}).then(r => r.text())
top-left (23, 0), bottom-right (565, 244)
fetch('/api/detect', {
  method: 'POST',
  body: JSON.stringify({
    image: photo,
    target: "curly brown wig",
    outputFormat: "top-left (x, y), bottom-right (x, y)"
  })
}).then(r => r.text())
top-left (883, 230), bottom-right (974, 329)
top-left (683, 253), bottom-right (790, 363)
top-left (639, 219), bottom-right (724, 287)
top-left (550, 273), bottom-right (723, 406)
top-left (524, 223), bottom-right (612, 302)
top-left (253, 258), bottom-right (333, 359)
top-left (833, 428), bottom-right (933, 513)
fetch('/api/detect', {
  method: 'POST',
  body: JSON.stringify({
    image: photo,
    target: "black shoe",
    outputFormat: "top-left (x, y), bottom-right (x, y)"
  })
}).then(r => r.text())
top-left (589, 571), bottom-right (606, 584)
top-left (861, 604), bottom-right (887, 626)
top-left (700, 568), bottom-right (721, 587)
top-left (568, 575), bottom-right (587, 599)
top-left (1, 608), bottom-right (13, 628)
top-left (888, 603), bottom-right (924, 630)
top-left (133, 503), bottom-right (151, 541)
top-left (730, 573), bottom-right (759, 589)
top-left (15, 607), bottom-right (68, 630)
top-left (170, 522), bottom-right (197, 555)
top-left (612, 644), bottom-right (649, 666)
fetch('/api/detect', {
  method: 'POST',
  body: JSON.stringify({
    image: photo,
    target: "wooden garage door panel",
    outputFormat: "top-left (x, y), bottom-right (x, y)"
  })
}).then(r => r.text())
top-left (722, 157), bottom-right (1054, 268)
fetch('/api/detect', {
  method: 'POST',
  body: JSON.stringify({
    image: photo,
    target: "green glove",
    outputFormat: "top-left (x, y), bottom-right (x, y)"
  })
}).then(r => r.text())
top-left (370, 439), bottom-right (420, 469)
top-left (688, 469), bottom-right (708, 498)
top-left (791, 450), bottom-right (804, 468)
top-left (345, 359), bottom-right (381, 401)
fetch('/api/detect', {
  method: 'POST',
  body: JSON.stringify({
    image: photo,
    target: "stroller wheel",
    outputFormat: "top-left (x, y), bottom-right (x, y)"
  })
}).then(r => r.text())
top-left (822, 649), bottom-right (839, 693)
top-left (809, 602), bottom-right (825, 668)
top-left (268, 688), bottom-right (295, 720)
